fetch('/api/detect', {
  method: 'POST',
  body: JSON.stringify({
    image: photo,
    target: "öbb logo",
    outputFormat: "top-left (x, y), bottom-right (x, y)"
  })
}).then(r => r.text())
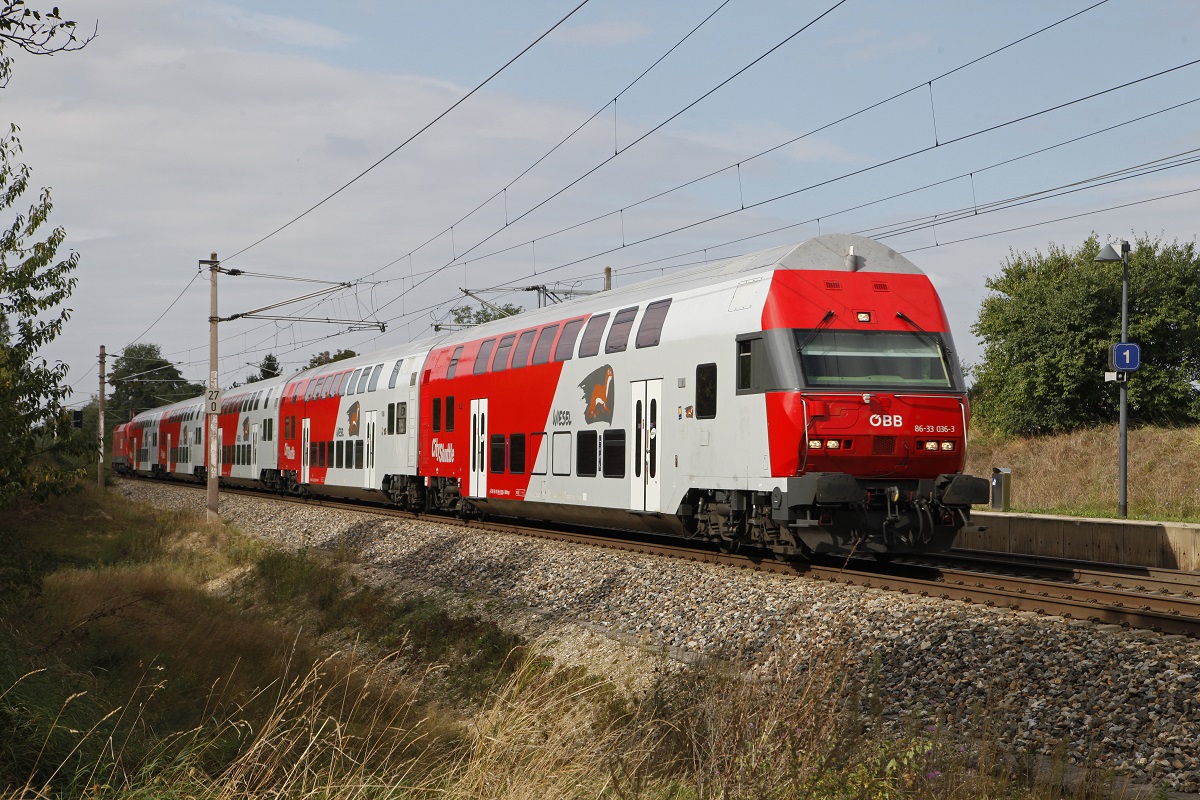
top-left (868, 414), bottom-right (904, 428)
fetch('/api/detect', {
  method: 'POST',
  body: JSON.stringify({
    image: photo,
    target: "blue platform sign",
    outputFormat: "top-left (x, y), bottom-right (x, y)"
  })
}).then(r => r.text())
top-left (1110, 342), bottom-right (1141, 371)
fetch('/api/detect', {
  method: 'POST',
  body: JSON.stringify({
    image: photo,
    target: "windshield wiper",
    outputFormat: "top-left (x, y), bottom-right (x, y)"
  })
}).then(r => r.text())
top-left (895, 311), bottom-right (952, 358)
top-left (795, 310), bottom-right (836, 353)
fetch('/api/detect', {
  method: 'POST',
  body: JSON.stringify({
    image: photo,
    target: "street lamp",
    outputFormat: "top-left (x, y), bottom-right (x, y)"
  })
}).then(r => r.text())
top-left (1094, 240), bottom-right (1131, 518)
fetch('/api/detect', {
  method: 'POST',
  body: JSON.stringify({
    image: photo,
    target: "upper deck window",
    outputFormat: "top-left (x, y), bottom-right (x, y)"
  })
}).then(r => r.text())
top-left (636, 299), bottom-right (672, 348)
top-left (578, 313), bottom-right (609, 358)
top-left (796, 330), bottom-right (953, 390)
top-left (492, 335), bottom-right (516, 371)
top-left (511, 330), bottom-right (536, 369)
top-left (605, 307), bottom-right (639, 354)
top-left (532, 324), bottom-right (559, 365)
top-left (474, 339), bottom-right (496, 375)
top-left (446, 347), bottom-right (463, 379)
top-left (554, 319), bottom-right (584, 362)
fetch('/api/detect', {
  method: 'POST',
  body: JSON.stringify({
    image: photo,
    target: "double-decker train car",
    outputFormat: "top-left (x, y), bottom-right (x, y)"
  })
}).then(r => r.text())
top-left (123, 234), bottom-right (988, 557)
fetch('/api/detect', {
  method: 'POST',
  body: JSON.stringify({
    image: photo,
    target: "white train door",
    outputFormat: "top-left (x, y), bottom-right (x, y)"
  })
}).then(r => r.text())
top-left (364, 410), bottom-right (376, 489)
top-left (301, 418), bottom-right (310, 484)
top-left (469, 398), bottom-right (488, 498)
top-left (408, 385), bottom-right (417, 467)
top-left (630, 379), bottom-right (662, 512)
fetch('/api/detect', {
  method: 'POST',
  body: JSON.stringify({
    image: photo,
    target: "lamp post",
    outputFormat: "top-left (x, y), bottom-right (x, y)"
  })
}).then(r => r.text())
top-left (1094, 240), bottom-right (1131, 517)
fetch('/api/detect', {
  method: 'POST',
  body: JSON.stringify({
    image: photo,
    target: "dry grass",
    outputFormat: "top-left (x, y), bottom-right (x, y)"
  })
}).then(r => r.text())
top-left (967, 425), bottom-right (1200, 520)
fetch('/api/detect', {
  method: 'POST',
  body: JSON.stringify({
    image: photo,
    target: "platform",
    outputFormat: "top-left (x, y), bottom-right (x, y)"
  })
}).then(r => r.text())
top-left (960, 511), bottom-right (1200, 571)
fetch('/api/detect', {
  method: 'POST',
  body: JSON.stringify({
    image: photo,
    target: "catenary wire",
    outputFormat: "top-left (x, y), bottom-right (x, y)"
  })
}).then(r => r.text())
top-left (221, 0), bottom-right (595, 264)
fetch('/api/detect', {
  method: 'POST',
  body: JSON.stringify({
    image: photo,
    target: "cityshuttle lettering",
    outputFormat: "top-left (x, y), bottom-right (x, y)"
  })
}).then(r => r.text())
top-left (432, 438), bottom-right (455, 463)
top-left (869, 414), bottom-right (904, 428)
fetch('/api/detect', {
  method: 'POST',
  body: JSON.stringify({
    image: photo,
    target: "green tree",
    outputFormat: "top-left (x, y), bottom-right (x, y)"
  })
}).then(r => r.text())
top-left (0, 124), bottom-right (85, 506)
top-left (449, 302), bottom-right (523, 327)
top-left (970, 234), bottom-right (1200, 436)
top-left (246, 352), bottom-right (281, 383)
top-left (0, 2), bottom-right (94, 87)
top-left (108, 343), bottom-right (204, 421)
top-left (306, 348), bottom-right (356, 369)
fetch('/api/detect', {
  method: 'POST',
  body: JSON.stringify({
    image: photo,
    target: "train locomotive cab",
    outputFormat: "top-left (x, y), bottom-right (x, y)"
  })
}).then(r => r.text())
top-left (686, 235), bottom-right (989, 557)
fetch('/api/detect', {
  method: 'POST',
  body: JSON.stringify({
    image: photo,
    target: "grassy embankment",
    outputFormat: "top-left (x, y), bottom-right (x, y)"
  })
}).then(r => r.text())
top-left (966, 425), bottom-right (1200, 522)
top-left (0, 484), bottom-right (1128, 799)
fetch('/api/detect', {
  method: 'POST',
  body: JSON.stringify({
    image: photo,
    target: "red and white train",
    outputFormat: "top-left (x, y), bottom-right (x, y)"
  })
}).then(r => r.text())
top-left (113, 234), bottom-right (989, 557)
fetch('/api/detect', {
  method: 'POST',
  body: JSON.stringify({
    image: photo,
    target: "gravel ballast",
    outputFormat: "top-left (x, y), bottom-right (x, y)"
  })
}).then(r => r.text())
top-left (118, 481), bottom-right (1200, 793)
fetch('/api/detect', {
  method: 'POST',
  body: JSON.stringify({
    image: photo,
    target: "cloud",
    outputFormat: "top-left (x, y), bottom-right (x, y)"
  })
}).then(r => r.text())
top-left (552, 20), bottom-right (649, 47)
top-left (190, 2), bottom-right (355, 49)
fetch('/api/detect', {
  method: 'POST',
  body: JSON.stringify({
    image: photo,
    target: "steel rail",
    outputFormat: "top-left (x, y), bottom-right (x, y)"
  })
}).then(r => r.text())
top-left (124, 478), bottom-right (1200, 637)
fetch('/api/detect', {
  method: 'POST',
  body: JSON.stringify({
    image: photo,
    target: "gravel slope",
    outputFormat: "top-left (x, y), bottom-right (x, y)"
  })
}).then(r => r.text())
top-left (117, 480), bottom-right (1200, 794)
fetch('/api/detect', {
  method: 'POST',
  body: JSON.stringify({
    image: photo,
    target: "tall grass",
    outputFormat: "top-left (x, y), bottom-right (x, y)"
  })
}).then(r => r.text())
top-left (967, 425), bottom-right (1200, 521)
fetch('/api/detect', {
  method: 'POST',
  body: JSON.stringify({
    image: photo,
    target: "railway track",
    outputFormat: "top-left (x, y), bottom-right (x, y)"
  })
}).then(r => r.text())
top-left (133, 478), bottom-right (1200, 638)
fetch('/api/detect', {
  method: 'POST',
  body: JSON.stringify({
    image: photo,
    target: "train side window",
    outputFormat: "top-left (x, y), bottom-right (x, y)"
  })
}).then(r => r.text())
top-left (552, 431), bottom-right (572, 475)
top-left (398, 402), bottom-right (407, 434)
top-left (735, 335), bottom-right (783, 393)
top-left (313, 377), bottom-right (326, 399)
top-left (602, 430), bottom-right (626, 478)
top-left (387, 403), bottom-right (395, 435)
top-left (489, 434), bottom-right (506, 474)
top-left (637, 299), bottom-right (672, 348)
top-left (317, 442), bottom-right (326, 468)
top-left (336, 440), bottom-right (344, 468)
top-left (388, 359), bottom-right (404, 389)
top-left (446, 346), bottom-right (464, 379)
top-left (736, 339), bottom-right (756, 392)
top-left (511, 330), bottom-right (536, 369)
top-left (353, 368), bottom-right (370, 394)
top-left (492, 335), bottom-right (516, 371)
top-left (605, 307), bottom-right (639, 354)
top-left (345, 369), bottom-right (362, 396)
top-left (578, 314), bottom-right (609, 358)
top-left (532, 325), bottom-right (559, 365)
top-left (696, 363), bottom-right (717, 418)
top-left (510, 433), bottom-right (526, 474)
top-left (554, 319), bottom-right (583, 362)
top-left (576, 430), bottom-right (598, 476)
top-left (530, 432), bottom-right (547, 475)
top-left (474, 339), bottom-right (496, 375)
top-left (355, 440), bottom-right (364, 469)
top-left (367, 364), bottom-right (384, 392)
top-left (445, 396), bottom-right (455, 432)
top-left (432, 398), bottom-right (442, 432)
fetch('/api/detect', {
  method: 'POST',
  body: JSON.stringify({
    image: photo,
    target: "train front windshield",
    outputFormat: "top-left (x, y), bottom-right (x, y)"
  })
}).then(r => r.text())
top-left (796, 330), bottom-right (954, 390)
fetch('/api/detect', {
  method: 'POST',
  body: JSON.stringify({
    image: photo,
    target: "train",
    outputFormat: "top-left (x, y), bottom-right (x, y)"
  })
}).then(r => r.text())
top-left (112, 233), bottom-right (989, 557)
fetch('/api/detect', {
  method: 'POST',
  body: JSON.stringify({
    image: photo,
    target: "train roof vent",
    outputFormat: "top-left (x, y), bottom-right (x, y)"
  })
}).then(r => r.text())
top-left (873, 282), bottom-right (889, 291)
top-left (825, 280), bottom-right (842, 290)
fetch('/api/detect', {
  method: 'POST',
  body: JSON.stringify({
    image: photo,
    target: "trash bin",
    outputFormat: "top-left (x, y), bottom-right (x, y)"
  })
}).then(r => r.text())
top-left (991, 467), bottom-right (1011, 511)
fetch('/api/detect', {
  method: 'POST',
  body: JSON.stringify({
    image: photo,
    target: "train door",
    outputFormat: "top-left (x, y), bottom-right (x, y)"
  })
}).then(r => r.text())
top-left (301, 418), bottom-right (310, 484)
top-left (167, 433), bottom-right (173, 473)
top-left (251, 423), bottom-right (259, 478)
top-left (408, 385), bottom-right (417, 467)
top-left (469, 398), bottom-right (488, 498)
top-left (630, 379), bottom-right (662, 512)
top-left (364, 410), bottom-right (376, 489)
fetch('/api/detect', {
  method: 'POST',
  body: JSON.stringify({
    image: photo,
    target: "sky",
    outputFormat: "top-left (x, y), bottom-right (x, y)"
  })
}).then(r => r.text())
top-left (3, 0), bottom-right (1199, 401)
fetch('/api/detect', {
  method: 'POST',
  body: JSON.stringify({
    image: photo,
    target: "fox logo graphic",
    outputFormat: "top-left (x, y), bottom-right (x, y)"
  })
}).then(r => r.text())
top-left (579, 365), bottom-right (615, 424)
top-left (347, 402), bottom-right (360, 436)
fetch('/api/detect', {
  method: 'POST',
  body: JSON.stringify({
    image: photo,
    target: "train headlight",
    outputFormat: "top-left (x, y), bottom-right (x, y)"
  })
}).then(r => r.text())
top-left (924, 440), bottom-right (939, 451)
top-left (824, 439), bottom-right (840, 450)
top-left (808, 438), bottom-right (823, 449)
top-left (940, 440), bottom-right (955, 451)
